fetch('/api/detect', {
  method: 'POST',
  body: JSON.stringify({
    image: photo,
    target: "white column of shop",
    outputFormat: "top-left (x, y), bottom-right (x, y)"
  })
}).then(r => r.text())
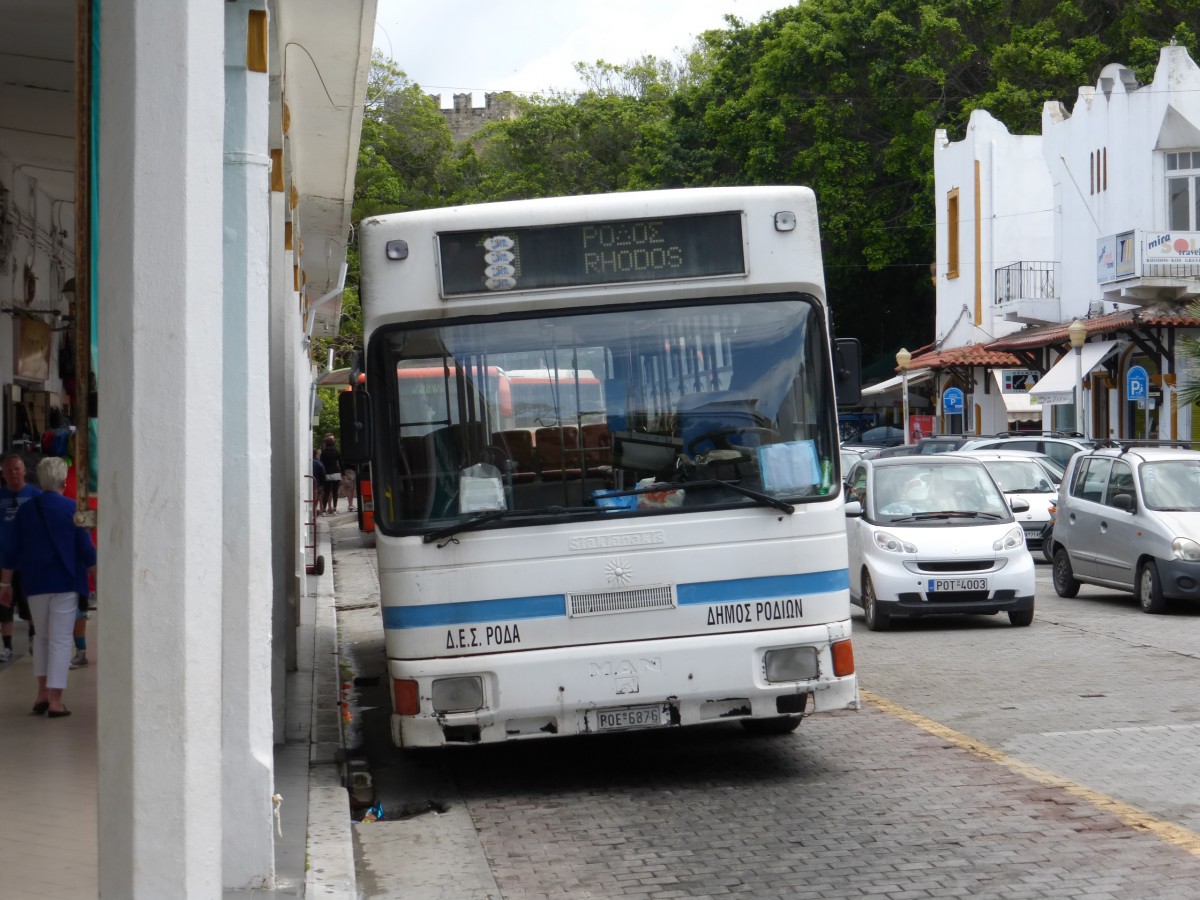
top-left (268, 164), bottom-right (298, 736)
top-left (222, 0), bottom-right (276, 888)
top-left (97, 2), bottom-right (225, 897)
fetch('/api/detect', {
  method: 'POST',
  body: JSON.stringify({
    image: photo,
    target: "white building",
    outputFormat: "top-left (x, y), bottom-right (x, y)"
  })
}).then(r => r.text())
top-left (0, 1), bottom-right (374, 894)
top-left (923, 43), bottom-right (1200, 441)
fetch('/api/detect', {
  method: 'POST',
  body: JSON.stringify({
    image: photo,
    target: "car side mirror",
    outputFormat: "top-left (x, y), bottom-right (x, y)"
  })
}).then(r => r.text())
top-left (1111, 493), bottom-right (1135, 512)
top-left (1009, 497), bottom-right (1030, 513)
top-left (845, 500), bottom-right (863, 517)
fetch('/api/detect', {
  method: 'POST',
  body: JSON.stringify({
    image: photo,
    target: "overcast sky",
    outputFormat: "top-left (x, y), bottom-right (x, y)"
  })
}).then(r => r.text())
top-left (373, 1), bottom-right (794, 106)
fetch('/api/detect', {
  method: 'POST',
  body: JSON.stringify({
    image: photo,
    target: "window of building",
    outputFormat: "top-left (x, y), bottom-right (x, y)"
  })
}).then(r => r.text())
top-left (1166, 151), bottom-right (1200, 230)
top-left (947, 188), bottom-right (960, 279)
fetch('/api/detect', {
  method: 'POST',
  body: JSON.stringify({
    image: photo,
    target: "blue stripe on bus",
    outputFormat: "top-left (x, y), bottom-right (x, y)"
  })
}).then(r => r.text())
top-left (380, 569), bottom-right (849, 630)
top-left (383, 594), bottom-right (566, 629)
top-left (676, 569), bottom-right (849, 605)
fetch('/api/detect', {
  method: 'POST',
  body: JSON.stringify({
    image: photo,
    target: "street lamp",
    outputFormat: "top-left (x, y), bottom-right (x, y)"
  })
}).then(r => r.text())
top-left (896, 347), bottom-right (912, 445)
top-left (1068, 319), bottom-right (1087, 437)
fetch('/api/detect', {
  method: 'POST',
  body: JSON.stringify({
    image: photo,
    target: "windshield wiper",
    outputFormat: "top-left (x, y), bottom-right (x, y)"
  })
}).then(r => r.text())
top-left (890, 510), bottom-right (1004, 522)
top-left (423, 505), bottom-right (597, 546)
top-left (641, 479), bottom-right (795, 514)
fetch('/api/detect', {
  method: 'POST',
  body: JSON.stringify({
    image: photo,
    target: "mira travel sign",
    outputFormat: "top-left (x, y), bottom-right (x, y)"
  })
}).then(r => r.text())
top-left (1144, 231), bottom-right (1200, 266)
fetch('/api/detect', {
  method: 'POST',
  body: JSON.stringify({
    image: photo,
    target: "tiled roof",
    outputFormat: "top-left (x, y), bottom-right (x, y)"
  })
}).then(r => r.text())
top-left (906, 345), bottom-right (1023, 371)
top-left (990, 307), bottom-right (1200, 350)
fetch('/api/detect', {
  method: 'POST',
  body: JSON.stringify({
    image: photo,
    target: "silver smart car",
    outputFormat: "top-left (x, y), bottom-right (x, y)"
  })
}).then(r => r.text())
top-left (1050, 444), bottom-right (1200, 613)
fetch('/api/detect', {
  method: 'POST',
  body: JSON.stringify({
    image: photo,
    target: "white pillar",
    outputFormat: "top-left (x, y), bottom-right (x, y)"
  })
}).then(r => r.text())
top-left (98, 3), bottom-right (225, 896)
top-left (268, 189), bottom-right (295, 739)
top-left (222, 1), bottom-right (276, 887)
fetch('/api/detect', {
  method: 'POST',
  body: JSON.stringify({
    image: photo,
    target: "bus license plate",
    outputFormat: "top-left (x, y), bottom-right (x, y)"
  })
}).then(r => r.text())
top-left (596, 705), bottom-right (662, 731)
top-left (928, 578), bottom-right (988, 592)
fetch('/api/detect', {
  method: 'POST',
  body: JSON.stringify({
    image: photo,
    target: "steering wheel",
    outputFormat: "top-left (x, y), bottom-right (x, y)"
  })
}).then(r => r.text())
top-left (687, 427), bottom-right (781, 457)
top-left (476, 444), bottom-right (512, 471)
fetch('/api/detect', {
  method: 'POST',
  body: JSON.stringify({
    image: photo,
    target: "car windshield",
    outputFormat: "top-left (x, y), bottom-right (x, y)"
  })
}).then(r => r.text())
top-left (368, 296), bottom-right (839, 533)
top-left (1139, 460), bottom-right (1200, 510)
top-left (873, 463), bottom-right (1010, 523)
top-left (1035, 456), bottom-right (1066, 484)
top-left (981, 460), bottom-right (1056, 493)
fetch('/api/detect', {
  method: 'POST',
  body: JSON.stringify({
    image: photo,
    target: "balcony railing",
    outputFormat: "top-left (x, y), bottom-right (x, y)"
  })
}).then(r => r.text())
top-left (994, 261), bottom-right (1058, 303)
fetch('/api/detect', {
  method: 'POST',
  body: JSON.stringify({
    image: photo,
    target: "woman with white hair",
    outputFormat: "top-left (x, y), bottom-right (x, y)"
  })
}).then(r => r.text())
top-left (0, 456), bottom-right (96, 717)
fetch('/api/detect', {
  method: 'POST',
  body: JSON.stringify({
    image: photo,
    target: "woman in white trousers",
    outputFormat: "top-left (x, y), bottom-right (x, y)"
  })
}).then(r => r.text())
top-left (0, 457), bottom-right (96, 717)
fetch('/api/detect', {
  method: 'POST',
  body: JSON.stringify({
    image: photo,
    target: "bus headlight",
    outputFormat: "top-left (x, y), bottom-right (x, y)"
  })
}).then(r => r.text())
top-left (764, 647), bottom-right (819, 683)
top-left (431, 676), bottom-right (485, 713)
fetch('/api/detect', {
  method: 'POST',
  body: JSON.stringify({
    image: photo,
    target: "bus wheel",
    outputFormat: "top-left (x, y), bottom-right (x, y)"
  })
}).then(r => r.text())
top-left (741, 716), bottom-right (801, 735)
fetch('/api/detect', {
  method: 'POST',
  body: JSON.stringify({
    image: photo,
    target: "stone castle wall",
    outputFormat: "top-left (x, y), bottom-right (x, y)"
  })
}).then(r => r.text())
top-left (432, 92), bottom-right (518, 143)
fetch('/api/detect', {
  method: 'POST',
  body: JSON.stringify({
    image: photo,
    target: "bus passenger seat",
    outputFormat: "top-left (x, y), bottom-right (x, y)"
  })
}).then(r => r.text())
top-left (535, 426), bottom-right (582, 480)
top-left (493, 429), bottom-right (538, 482)
top-left (581, 423), bottom-right (612, 472)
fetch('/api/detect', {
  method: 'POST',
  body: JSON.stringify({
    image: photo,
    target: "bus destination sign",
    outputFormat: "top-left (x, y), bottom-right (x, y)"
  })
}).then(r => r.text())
top-left (437, 211), bottom-right (745, 296)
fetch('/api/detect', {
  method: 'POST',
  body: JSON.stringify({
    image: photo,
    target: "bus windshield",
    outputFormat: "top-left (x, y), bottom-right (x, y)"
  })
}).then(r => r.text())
top-left (368, 295), bottom-right (838, 533)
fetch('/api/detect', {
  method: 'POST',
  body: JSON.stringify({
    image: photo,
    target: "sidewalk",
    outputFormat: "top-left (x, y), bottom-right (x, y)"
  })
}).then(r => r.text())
top-left (0, 514), bottom-right (359, 899)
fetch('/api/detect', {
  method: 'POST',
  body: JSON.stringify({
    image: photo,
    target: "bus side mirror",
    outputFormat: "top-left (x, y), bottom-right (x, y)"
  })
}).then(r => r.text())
top-left (834, 338), bottom-right (862, 406)
top-left (339, 390), bottom-right (373, 464)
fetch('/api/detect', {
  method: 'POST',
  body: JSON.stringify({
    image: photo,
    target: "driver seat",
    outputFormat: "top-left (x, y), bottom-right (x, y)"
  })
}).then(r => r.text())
top-left (677, 392), bottom-right (768, 457)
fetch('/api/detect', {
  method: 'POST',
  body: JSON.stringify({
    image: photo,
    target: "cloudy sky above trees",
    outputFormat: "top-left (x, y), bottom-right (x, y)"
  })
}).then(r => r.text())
top-left (373, 0), bottom-right (793, 105)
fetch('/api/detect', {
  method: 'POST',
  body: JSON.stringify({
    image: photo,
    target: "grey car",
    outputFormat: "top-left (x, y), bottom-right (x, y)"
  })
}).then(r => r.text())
top-left (1050, 445), bottom-right (1200, 613)
top-left (959, 434), bottom-right (1093, 470)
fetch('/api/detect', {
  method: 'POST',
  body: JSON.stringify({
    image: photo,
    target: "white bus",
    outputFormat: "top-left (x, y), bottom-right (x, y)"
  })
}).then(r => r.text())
top-left (344, 186), bottom-right (862, 747)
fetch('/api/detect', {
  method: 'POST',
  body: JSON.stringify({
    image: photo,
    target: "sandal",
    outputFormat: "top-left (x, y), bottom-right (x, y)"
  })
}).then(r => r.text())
top-left (47, 708), bottom-right (72, 718)
top-left (31, 701), bottom-right (49, 715)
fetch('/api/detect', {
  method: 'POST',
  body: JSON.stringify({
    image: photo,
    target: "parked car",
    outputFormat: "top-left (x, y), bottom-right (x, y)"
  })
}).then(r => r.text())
top-left (856, 425), bottom-right (906, 447)
top-left (959, 432), bottom-right (1094, 469)
top-left (844, 455), bottom-right (1036, 630)
top-left (841, 444), bottom-right (884, 461)
top-left (875, 444), bottom-right (919, 458)
top-left (1050, 444), bottom-right (1200, 613)
top-left (947, 449), bottom-right (1062, 556)
top-left (840, 446), bottom-right (869, 474)
top-left (913, 435), bottom-right (975, 454)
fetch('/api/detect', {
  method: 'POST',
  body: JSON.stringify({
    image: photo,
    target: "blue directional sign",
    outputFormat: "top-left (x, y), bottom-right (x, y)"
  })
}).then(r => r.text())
top-left (1126, 365), bottom-right (1149, 400)
top-left (942, 387), bottom-right (964, 415)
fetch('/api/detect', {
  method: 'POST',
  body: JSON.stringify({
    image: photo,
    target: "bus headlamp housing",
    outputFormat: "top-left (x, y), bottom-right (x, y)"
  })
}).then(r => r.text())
top-left (764, 646), bottom-right (819, 683)
top-left (431, 676), bottom-right (485, 713)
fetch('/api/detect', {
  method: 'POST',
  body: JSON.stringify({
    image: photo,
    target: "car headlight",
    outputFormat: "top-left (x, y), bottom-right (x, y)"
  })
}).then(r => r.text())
top-left (874, 530), bottom-right (917, 553)
top-left (993, 526), bottom-right (1025, 551)
top-left (1172, 537), bottom-right (1200, 561)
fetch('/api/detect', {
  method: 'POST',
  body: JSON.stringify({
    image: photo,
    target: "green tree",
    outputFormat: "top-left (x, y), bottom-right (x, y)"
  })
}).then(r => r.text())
top-left (652, 0), bottom-right (1200, 358)
top-left (353, 52), bottom-right (456, 219)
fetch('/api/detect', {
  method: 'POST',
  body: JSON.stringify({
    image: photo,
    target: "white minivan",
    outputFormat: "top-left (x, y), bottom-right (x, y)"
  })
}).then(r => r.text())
top-left (844, 455), bottom-right (1036, 630)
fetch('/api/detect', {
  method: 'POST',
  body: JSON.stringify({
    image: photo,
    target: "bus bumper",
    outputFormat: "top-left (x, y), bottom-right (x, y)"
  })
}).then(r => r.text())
top-left (388, 620), bottom-right (859, 747)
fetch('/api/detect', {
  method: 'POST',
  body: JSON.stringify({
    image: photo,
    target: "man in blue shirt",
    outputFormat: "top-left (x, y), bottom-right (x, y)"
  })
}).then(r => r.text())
top-left (0, 453), bottom-right (42, 662)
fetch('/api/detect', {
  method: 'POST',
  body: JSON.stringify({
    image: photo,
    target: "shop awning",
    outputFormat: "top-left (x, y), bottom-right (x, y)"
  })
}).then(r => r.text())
top-left (861, 368), bottom-right (934, 398)
top-left (992, 371), bottom-right (1043, 421)
top-left (1028, 340), bottom-right (1119, 405)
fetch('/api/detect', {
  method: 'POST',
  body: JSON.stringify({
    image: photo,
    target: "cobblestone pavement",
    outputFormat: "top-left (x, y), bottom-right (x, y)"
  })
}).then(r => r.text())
top-left (332, 527), bottom-right (1200, 900)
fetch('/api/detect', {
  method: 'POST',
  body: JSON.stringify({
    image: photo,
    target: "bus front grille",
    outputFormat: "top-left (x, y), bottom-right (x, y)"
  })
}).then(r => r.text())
top-left (568, 584), bottom-right (676, 617)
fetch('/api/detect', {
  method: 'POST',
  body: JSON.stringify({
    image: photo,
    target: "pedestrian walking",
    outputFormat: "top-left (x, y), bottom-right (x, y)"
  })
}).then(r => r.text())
top-left (319, 434), bottom-right (342, 515)
top-left (0, 457), bottom-right (97, 717)
top-left (0, 452), bottom-right (41, 662)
